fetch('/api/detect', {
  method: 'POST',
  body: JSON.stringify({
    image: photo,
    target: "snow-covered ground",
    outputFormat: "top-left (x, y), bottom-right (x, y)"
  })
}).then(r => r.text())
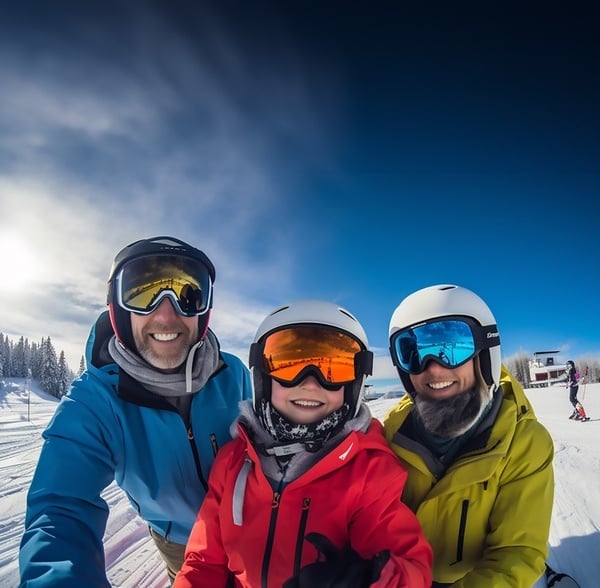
top-left (1, 377), bottom-right (599, 587)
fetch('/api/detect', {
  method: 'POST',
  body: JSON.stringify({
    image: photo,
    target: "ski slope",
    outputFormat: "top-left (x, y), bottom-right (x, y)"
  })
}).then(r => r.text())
top-left (1, 378), bottom-right (599, 587)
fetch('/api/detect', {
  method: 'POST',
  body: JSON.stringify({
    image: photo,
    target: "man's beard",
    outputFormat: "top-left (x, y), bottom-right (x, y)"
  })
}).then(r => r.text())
top-left (414, 386), bottom-right (483, 438)
top-left (136, 332), bottom-right (194, 371)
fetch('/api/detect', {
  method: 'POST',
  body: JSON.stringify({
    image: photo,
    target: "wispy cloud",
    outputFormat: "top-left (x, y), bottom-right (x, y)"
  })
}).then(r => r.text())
top-left (0, 3), bottom-right (341, 367)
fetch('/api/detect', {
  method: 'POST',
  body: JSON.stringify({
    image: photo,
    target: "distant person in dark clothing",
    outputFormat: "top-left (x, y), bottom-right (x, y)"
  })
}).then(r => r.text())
top-left (566, 360), bottom-right (587, 420)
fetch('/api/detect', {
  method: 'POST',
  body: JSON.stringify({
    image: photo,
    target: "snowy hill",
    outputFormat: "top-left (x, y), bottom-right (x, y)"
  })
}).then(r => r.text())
top-left (2, 378), bottom-right (599, 587)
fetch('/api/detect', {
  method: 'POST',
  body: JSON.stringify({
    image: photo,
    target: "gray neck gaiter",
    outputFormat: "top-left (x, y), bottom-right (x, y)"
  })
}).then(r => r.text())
top-left (108, 329), bottom-right (222, 397)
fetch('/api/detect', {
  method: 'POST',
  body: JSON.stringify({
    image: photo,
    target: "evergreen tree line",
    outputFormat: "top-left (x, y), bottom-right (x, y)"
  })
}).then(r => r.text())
top-left (505, 351), bottom-right (600, 388)
top-left (3, 329), bottom-right (598, 397)
top-left (0, 332), bottom-right (84, 399)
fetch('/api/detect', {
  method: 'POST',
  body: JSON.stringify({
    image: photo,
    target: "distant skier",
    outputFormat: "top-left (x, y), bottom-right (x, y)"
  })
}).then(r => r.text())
top-left (566, 360), bottom-right (588, 421)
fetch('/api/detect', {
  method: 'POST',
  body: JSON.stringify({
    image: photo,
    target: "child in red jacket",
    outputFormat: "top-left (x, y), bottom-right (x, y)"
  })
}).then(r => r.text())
top-left (174, 300), bottom-right (432, 588)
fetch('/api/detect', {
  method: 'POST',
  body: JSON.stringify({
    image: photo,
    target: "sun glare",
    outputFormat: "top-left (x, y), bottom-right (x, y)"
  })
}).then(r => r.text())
top-left (0, 233), bottom-right (38, 292)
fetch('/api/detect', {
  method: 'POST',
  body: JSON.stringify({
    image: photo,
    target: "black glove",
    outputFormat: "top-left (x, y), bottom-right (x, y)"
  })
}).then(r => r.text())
top-left (283, 532), bottom-right (390, 588)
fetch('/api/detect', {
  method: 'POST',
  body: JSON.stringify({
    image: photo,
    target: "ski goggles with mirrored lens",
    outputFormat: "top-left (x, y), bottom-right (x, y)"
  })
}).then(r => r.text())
top-left (249, 325), bottom-right (373, 387)
top-left (390, 316), bottom-right (499, 375)
top-left (114, 254), bottom-right (213, 317)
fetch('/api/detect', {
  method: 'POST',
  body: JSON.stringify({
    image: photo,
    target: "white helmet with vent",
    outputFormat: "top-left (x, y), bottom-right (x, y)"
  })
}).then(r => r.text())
top-left (389, 284), bottom-right (501, 396)
top-left (250, 299), bottom-right (372, 417)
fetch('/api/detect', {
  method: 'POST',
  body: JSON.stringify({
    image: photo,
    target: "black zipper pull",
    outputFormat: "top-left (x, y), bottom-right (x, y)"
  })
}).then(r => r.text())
top-left (272, 492), bottom-right (281, 509)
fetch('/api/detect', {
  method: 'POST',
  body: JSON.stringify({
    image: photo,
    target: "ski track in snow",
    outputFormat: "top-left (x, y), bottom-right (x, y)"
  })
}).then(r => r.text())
top-left (0, 380), bottom-right (167, 587)
top-left (2, 378), bottom-right (600, 587)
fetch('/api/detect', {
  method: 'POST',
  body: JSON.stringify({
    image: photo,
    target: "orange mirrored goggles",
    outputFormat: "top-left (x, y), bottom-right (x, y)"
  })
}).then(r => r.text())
top-left (249, 325), bottom-right (373, 387)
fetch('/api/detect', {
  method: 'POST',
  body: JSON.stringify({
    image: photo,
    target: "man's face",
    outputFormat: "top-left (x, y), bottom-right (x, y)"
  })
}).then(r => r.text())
top-left (409, 358), bottom-right (482, 437)
top-left (130, 298), bottom-right (199, 371)
top-left (409, 358), bottom-right (477, 400)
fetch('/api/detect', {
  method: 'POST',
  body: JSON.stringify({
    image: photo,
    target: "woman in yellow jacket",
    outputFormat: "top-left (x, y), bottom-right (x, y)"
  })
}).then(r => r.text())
top-left (383, 285), bottom-right (554, 587)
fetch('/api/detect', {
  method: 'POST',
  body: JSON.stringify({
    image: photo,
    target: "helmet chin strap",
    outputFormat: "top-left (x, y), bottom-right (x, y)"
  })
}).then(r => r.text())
top-left (185, 339), bottom-right (204, 393)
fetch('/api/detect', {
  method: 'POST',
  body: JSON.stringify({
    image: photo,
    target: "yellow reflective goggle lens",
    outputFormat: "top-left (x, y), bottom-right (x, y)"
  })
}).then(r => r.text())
top-left (117, 254), bottom-right (212, 316)
top-left (261, 326), bottom-right (363, 385)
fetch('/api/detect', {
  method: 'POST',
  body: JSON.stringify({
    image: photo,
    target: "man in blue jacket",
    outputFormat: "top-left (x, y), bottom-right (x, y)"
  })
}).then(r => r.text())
top-left (19, 236), bottom-right (252, 587)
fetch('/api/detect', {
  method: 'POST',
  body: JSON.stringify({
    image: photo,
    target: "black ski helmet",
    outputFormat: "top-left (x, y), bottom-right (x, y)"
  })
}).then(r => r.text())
top-left (106, 236), bottom-right (216, 352)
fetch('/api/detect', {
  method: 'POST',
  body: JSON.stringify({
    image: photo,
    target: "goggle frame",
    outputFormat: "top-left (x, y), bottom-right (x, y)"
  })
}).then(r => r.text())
top-left (114, 254), bottom-right (213, 317)
top-left (389, 315), bottom-right (499, 375)
top-left (250, 324), bottom-right (373, 388)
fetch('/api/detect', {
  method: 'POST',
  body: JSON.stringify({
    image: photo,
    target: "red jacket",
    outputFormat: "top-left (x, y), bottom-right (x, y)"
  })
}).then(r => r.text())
top-left (175, 418), bottom-right (432, 588)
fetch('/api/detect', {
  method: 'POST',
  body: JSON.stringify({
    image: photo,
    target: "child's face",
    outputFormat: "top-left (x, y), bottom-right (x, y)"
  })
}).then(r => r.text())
top-left (271, 375), bottom-right (344, 424)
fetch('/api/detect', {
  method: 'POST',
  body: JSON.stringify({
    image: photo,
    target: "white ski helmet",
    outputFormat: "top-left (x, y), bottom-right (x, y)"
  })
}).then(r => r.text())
top-left (249, 299), bottom-right (373, 417)
top-left (388, 284), bottom-right (501, 396)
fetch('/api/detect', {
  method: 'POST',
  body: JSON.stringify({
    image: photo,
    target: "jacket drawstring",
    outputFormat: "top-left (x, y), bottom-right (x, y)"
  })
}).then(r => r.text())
top-left (233, 456), bottom-right (253, 526)
top-left (185, 339), bottom-right (204, 393)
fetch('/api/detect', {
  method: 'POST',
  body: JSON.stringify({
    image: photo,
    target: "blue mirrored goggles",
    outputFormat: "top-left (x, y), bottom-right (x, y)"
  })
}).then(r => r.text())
top-left (390, 317), bottom-right (500, 375)
top-left (114, 254), bottom-right (213, 317)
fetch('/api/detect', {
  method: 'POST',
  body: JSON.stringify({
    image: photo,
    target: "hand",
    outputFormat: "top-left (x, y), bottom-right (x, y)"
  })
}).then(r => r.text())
top-left (283, 532), bottom-right (390, 588)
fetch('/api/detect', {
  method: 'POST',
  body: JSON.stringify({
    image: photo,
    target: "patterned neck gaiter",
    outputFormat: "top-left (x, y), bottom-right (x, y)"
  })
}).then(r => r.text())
top-left (257, 399), bottom-right (350, 451)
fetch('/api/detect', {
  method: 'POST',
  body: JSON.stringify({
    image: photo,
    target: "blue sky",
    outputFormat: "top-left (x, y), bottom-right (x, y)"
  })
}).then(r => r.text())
top-left (0, 1), bottom-right (598, 391)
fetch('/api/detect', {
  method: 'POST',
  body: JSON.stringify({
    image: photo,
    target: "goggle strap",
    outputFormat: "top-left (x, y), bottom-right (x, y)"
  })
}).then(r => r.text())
top-left (356, 349), bottom-right (374, 376)
top-left (389, 343), bottom-right (400, 369)
top-left (480, 324), bottom-right (500, 348)
top-left (249, 342), bottom-right (261, 369)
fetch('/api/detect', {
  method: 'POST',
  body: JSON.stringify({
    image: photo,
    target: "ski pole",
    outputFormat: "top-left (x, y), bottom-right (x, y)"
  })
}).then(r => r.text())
top-left (581, 366), bottom-right (588, 400)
